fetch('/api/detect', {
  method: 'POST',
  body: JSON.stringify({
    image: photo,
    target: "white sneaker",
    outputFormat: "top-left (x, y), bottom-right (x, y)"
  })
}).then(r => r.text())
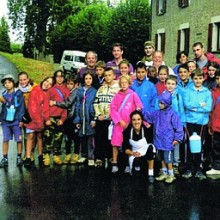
top-left (78, 157), bottom-right (87, 163)
top-left (206, 169), bottom-right (220, 175)
top-left (135, 166), bottom-right (140, 171)
top-left (124, 166), bottom-right (130, 174)
top-left (88, 159), bottom-right (95, 166)
top-left (112, 165), bottom-right (119, 173)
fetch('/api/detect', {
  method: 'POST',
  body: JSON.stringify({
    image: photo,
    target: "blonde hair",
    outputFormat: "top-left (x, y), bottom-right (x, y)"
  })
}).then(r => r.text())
top-left (119, 75), bottom-right (132, 86)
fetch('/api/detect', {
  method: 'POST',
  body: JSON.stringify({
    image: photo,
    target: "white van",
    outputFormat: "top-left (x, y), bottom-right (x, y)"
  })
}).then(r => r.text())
top-left (60, 50), bottom-right (86, 74)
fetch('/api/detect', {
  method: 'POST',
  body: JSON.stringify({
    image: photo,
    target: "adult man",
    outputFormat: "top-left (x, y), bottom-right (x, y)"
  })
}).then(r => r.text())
top-left (152, 51), bottom-right (175, 76)
top-left (192, 42), bottom-right (220, 75)
top-left (141, 41), bottom-right (155, 66)
top-left (77, 51), bottom-right (98, 85)
top-left (106, 43), bottom-right (134, 77)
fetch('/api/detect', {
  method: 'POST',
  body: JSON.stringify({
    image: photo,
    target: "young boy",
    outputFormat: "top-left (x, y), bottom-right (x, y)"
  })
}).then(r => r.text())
top-left (165, 75), bottom-right (185, 174)
top-left (93, 67), bottom-right (120, 167)
top-left (206, 69), bottom-right (220, 176)
top-left (182, 68), bottom-right (212, 180)
top-left (50, 76), bottom-right (80, 165)
top-left (142, 91), bottom-right (183, 183)
top-left (93, 60), bottom-right (106, 89)
top-left (0, 74), bottom-right (25, 167)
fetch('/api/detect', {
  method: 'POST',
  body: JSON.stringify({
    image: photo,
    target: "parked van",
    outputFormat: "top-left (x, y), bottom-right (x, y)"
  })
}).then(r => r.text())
top-left (60, 50), bottom-right (86, 74)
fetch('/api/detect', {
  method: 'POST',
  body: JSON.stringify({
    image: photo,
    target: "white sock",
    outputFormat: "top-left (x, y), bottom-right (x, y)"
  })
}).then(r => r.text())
top-left (148, 169), bottom-right (154, 176)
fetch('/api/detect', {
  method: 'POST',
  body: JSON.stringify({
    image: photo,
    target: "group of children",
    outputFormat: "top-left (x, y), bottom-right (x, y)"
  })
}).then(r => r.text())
top-left (0, 55), bottom-right (220, 185)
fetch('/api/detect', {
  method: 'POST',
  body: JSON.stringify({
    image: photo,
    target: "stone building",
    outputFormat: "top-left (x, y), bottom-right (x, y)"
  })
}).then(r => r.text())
top-left (151, 0), bottom-right (220, 67)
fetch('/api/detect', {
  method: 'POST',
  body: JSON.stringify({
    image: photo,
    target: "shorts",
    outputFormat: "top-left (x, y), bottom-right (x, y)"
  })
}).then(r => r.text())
top-left (2, 124), bottom-right (23, 142)
top-left (25, 128), bottom-right (35, 134)
top-left (157, 150), bottom-right (174, 164)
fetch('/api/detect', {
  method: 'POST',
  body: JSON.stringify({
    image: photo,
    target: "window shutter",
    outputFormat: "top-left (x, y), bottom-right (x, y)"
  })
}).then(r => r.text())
top-left (161, 33), bottom-right (166, 53)
top-left (155, 34), bottom-right (158, 50)
top-left (207, 23), bottom-right (213, 52)
top-left (156, 0), bottom-right (159, 15)
top-left (177, 30), bottom-right (181, 53)
top-left (185, 28), bottom-right (190, 54)
top-left (163, 0), bottom-right (167, 13)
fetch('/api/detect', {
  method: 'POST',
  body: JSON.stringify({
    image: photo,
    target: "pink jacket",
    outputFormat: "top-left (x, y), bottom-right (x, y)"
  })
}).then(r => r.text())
top-left (110, 89), bottom-right (143, 147)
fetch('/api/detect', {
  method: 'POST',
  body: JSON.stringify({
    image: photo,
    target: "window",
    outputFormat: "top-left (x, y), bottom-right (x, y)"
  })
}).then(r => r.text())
top-left (178, 0), bottom-right (189, 8)
top-left (156, 0), bottom-right (166, 15)
top-left (208, 22), bottom-right (220, 52)
top-left (155, 32), bottom-right (166, 53)
top-left (64, 55), bottom-right (73, 61)
top-left (177, 28), bottom-right (190, 54)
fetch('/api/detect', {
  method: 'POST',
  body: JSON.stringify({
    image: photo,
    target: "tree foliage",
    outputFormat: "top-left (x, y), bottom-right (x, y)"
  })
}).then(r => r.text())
top-left (7, 0), bottom-right (151, 65)
top-left (0, 17), bottom-right (11, 53)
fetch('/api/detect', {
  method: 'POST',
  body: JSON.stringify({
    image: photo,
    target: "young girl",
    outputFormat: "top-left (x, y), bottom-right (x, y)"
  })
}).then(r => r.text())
top-left (203, 62), bottom-right (219, 90)
top-left (24, 77), bottom-right (54, 168)
top-left (156, 65), bottom-right (169, 95)
top-left (16, 71), bottom-right (38, 162)
top-left (110, 75), bottom-right (143, 173)
top-left (118, 60), bottom-right (136, 80)
top-left (74, 71), bottom-right (97, 166)
top-left (50, 76), bottom-right (80, 165)
top-left (186, 60), bottom-right (197, 76)
top-left (0, 75), bottom-right (25, 168)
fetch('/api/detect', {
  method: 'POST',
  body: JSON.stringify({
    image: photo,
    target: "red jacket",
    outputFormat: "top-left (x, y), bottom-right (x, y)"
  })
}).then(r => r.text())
top-left (210, 86), bottom-right (220, 132)
top-left (25, 85), bottom-right (50, 131)
top-left (156, 81), bottom-right (166, 95)
top-left (48, 84), bottom-right (70, 122)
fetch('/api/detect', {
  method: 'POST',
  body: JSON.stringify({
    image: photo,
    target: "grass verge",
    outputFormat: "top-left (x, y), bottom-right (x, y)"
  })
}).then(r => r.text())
top-left (0, 52), bottom-right (55, 83)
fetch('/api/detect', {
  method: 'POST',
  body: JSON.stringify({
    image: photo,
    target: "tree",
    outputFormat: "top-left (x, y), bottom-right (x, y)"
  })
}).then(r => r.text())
top-left (106, 0), bottom-right (151, 65)
top-left (0, 17), bottom-right (11, 53)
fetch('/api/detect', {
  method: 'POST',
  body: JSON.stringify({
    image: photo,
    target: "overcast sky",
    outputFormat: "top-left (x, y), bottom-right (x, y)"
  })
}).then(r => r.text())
top-left (0, 0), bottom-right (8, 18)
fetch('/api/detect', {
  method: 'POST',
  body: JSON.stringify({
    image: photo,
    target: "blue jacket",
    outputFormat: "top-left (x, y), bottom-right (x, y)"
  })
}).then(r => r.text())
top-left (73, 86), bottom-right (97, 136)
top-left (183, 85), bottom-right (212, 125)
top-left (0, 88), bottom-right (25, 125)
top-left (142, 91), bottom-right (183, 151)
top-left (131, 78), bottom-right (157, 112)
top-left (177, 79), bottom-right (194, 98)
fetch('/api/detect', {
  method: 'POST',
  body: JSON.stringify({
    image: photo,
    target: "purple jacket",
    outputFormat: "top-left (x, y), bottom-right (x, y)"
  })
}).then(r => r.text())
top-left (110, 89), bottom-right (143, 147)
top-left (142, 91), bottom-right (183, 151)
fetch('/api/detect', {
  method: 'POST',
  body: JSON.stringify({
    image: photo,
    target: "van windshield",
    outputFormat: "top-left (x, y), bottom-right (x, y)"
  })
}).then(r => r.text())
top-left (64, 55), bottom-right (73, 61)
top-left (75, 56), bottom-right (85, 63)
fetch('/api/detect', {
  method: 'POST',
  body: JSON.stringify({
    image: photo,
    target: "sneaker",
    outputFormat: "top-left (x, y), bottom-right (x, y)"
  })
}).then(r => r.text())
top-left (70, 154), bottom-right (79, 164)
top-left (195, 171), bottom-right (207, 180)
top-left (43, 154), bottom-right (51, 167)
top-left (30, 153), bottom-right (35, 162)
top-left (156, 174), bottom-right (168, 181)
top-left (0, 158), bottom-right (8, 168)
top-left (148, 176), bottom-right (155, 184)
top-left (17, 156), bottom-right (23, 167)
top-left (88, 159), bottom-right (95, 166)
top-left (63, 154), bottom-right (71, 164)
top-left (182, 170), bottom-right (193, 179)
top-left (104, 158), bottom-right (108, 169)
top-left (77, 157), bottom-right (87, 164)
top-left (124, 166), bottom-right (130, 174)
top-left (206, 168), bottom-right (220, 175)
top-left (135, 166), bottom-right (141, 171)
top-left (38, 155), bottom-right (43, 167)
top-left (94, 159), bottom-right (102, 167)
top-left (112, 164), bottom-right (119, 173)
top-left (24, 158), bottom-right (32, 168)
top-left (53, 155), bottom-right (62, 165)
top-left (173, 166), bottom-right (179, 175)
top-left (165, 175), bottom-right (176, 184)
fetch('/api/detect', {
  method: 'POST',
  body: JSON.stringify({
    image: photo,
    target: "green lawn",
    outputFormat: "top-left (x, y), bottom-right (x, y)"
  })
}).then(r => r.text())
top-left (0, 52), bottom-right (56, 83)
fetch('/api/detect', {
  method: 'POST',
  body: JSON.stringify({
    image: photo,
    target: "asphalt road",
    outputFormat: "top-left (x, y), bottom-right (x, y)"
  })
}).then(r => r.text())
top-left (0, 55), bottom-right (220, 219)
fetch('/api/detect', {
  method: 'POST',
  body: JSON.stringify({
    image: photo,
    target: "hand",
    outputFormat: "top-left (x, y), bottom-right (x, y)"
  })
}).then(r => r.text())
top-left (119, 120), bottom-right (127, 129)
top-left (200, 102), bottom-right (206, 107)
top-left (49, 100), bottom-right (55, 106)
top-left (132, 151), bottom-right (141, 157)
top-left (172, 140), bottom-right (179, 146)
top-left (90, 121), bottom-right (96, 128)
top-left (0, 96), bottom-right (5, 103)
top-left (208, 127), bottom-right (213, 135)
top-left (98, 115), bottom-right (105, 121)
top-left (57, 120), bottom-right (63, 126)
top-left (19, 122), bottom-right (24, 127)
top-left (45, 120), bottom-right (51, 126)
top-left (76, 124), bottom-right (81, 129)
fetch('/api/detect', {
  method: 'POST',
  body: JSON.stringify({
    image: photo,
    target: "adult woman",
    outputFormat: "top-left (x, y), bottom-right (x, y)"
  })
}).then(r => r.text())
top-left (122, 110), bottom-right (156, 183)
top-left (24, 77), bottom-right (54, 168)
